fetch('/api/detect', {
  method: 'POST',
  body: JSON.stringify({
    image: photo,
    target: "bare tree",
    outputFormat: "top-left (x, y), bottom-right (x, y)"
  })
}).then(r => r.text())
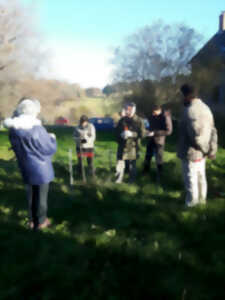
top-left (112, 21), bottom-right (203, 83)
top-left (0, 0), bottom-right (47, 81)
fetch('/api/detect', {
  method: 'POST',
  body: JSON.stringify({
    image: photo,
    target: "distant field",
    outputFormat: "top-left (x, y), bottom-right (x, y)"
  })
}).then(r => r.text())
top-left (0, 127), bottom-right (225, 299)
top-left (48, 96), bottom-right (122, 124)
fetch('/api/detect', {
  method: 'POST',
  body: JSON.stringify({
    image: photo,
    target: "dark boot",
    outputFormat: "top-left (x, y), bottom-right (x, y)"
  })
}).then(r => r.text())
top-left (156, 164), bottom-right (163, 183)
top-left (129, 160), bottom-right (137, 183)
top-left (143, 161), bottom-right (151, 174)
top-left (157, 164), bottom-right (163, 176)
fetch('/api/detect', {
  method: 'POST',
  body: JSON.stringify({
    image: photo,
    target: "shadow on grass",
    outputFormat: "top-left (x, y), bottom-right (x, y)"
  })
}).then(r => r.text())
top-left (1, 181), bottom-right (225, 300)
top-left (1, 126), bottom-right (225, 299)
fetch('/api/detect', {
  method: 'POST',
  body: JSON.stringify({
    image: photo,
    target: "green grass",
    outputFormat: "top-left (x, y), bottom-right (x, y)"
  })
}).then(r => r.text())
top-left (0, 127), bottom-right (225, 300)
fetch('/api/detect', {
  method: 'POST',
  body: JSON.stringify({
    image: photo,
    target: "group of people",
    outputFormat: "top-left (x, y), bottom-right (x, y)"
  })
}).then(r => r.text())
top-left (3, 83), bottom-right (218, 230)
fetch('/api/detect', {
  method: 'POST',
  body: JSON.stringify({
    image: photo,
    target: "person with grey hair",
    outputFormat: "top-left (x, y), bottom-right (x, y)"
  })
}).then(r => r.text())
top-left (4, 98), bottom-right (57, 230)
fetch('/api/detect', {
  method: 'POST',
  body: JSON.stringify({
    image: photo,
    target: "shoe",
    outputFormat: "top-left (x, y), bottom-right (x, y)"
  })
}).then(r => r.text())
top-left (115, 178), bottom-right (122, 184)
top-left (186, 202), bottom-right (198, 208)
top-left (38, 218), bottom-right (51, 229)
top-left (142, 165), bottom-right (150, 175)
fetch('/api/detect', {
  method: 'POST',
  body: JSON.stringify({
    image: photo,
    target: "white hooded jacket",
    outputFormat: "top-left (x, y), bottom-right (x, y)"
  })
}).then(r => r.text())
top-left (73, 123), bottom-right (96, 149)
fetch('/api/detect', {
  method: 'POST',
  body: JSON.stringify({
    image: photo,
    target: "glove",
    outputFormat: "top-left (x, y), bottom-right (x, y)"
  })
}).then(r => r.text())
top-left (49, 133), bottom-right (56, 139)
top-left (125, 130), bottom-right (133, 139)
top-left (147, 131), bottom-right (154, 137)
top-left (81, 139), bottom-right (87, 144)
top-left (121, 130), bottom-right (133, 139)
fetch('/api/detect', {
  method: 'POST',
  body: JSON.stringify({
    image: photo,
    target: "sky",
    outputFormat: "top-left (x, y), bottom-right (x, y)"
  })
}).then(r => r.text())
top-left (23, 0), bottom-right (225, 88)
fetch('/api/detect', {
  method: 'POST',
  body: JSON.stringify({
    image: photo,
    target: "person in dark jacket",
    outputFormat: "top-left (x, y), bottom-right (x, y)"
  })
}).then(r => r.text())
top-left (115, 103), bottom-right (145, 183)
top-left (143, 105), bottom-right (173, 177)
top-left (4, 99), bottom-right (57, 230)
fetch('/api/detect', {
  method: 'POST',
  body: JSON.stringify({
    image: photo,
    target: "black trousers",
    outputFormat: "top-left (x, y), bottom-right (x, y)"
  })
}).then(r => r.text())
top-left (27, 184), bottom-right (49, 228)
top-left (125, 160), bottom-right (137, 182)
top-left (76, 147), bottom-right (95, 176)
top-left (77, 156), bottom-right (95, 176)
top-left (144, 138), bottom-right (164, 169)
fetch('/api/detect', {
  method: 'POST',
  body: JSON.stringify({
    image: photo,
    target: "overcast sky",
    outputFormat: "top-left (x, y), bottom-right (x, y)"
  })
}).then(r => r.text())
top-left (23, 0), bottom-right (225, 88)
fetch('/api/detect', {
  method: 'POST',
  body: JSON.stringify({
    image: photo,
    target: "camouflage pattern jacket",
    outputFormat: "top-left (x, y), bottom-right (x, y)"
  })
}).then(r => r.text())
top-left (177, 99), bottom-right (218, 162)
top-left (116, 114), bottom-right (145, 160)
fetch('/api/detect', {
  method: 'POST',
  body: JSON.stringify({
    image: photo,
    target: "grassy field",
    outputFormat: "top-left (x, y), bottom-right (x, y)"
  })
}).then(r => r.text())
top-left (0, 126), bottom-right (225, 300)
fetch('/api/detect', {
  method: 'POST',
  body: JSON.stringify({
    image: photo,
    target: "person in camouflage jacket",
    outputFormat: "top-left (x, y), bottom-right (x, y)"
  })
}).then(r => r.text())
top-left (115, 103), bottom-right (145, 183)
top-left (178, 84), bottom-right (218, 207)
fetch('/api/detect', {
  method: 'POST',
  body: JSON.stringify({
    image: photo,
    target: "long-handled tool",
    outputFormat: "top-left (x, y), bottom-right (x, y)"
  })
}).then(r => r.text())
top-left (79, 143), bottom-right (87, 183)
top-left (108, 149), bottom-right (113, 171)
top-left (68, 148), bottom-right (74, 186)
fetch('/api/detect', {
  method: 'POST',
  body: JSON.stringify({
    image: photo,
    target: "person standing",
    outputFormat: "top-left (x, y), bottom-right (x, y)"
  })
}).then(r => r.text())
top-left (4, 99), bottom-right (57, 230)
top-left (74, 115), bottom-right (96, 178)
top-left (178, 84), bottom-right (218, 207)
top-left (115, 102), bottom-right (145, 183)
top-left (143, 105), bottom-right (173, 178)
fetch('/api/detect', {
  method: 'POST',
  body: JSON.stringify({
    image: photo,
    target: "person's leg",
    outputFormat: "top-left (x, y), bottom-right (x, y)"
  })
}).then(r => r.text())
top-left (182, 160), bottom-right (199, 207)
top-left (31, 185), bottom-right (40, 229)
top-left (87, 156), bottom-right (95, 177)
top-left (156, 144), bottom-right (164, 177)
top-left (38, 183), bottom-right (49, 226)
top-left (26, 184), bottom-right (33, 223)
top-left (125, 160), bottom-right (130, 174)
top-left (115, 160), bottom-right (125, 183)
top-left (129, 160), bottom-right (137, 183)
top-left (143, 139), bottom-right (154, 173)
top-left (198, 159), bottom-right (207, 204)
top-left (76, 147), bottom-right (82, 176)
top-left (77, 156), bottom-right (82, 176)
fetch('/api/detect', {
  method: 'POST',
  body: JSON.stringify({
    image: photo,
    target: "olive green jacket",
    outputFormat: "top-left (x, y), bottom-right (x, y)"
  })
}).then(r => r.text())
top-left (116, 115), bottom-right (145, 160)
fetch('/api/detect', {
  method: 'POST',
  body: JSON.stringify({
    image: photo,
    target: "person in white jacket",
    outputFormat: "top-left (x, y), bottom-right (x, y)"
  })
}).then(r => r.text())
top-left (74, 115), bottom-right (96, 177)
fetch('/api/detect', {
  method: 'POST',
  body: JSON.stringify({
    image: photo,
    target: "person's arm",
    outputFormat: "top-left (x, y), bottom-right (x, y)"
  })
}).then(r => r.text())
top-left (208, 126), bottom-right (218, 159)
top-left (186, 111), bottom-right (212, 155)
top-left (33, 126), bottom-right (57, 156)
top-left (130, 118), bottom-right (145, 139)
top-left (73, 127), bottom-right (81, 141)
top-left (116, 119), bottom-right (124, 142)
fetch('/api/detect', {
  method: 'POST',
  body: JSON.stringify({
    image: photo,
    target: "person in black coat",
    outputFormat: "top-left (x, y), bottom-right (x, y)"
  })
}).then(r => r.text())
top-left (143, 105), bottom-right (173, 177)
